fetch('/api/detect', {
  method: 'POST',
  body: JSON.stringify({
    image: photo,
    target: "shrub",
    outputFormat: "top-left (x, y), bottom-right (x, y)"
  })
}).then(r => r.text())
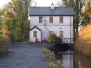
top-left (55, 37), bottom-right (62, 43)
top-left (74, 24), bottom-right (91, 56)
top-left (0, 38), bottom-right (11, 55)
top-left (9, 32), bottom-right (16, 43)
top-left (42, 47), bottom-right (62, 68)
top-left (48, 32), bottom-right (62, 43)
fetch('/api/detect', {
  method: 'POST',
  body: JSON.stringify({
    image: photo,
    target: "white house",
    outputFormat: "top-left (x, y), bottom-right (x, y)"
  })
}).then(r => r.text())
top-left (29, 3), bottom-right (74, 43)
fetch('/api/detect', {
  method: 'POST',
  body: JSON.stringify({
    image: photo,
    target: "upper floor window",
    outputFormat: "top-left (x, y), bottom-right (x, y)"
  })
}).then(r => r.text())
top-left (33, 31), bottom-right (37, 37)
top-left (50, 16), bottom-right (53, 23)
top-left (39, 17), bottom-right (42, 23)
top-left (60, 31), bottom-right (63, 37)
top-left (60, 16), bottom-right (63, 23)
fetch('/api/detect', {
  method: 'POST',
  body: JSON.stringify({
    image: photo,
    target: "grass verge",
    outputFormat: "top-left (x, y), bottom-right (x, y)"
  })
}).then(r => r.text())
top-left (42, 47), bottom-right (63, 68)
top-left (0, 38), bottom-right (11, 57)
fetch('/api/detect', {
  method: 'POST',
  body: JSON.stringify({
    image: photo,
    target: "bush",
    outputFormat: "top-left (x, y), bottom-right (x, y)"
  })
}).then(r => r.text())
top-left (48, 32), bottom-right (62, 43)
top-left (0, 38), bottom-right (11, 55)
top-left (74, 24), bottom-right (91, 56)
top-left (42, 47), bottom-right (62, 68)
top-left (9, 32), bottom-right (16, 43)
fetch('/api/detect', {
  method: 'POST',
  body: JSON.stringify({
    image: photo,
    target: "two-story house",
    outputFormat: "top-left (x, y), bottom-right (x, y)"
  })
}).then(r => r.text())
top-left (29, 3), bottom-right (74, 43)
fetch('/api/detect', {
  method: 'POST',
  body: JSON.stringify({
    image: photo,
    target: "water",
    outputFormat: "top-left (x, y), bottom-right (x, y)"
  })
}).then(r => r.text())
top-left (56, 49), bottom-right (91, 68)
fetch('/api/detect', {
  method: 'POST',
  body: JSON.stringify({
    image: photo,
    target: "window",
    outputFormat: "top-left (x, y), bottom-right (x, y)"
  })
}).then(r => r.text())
top-left (60, 16), bottom-right (63, 23)
top-left (60, 31), bottom-right (63, 37)
top-left (39, 17), bottom-right (42, 23)
top-left (50, 16), bottom-right (53, 23)
top-left (33, 31), bottom-right (37, 37)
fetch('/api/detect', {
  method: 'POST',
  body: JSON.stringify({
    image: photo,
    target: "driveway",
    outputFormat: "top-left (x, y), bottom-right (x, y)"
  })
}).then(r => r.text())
top-left (0, 43), bottom-right (51, 68)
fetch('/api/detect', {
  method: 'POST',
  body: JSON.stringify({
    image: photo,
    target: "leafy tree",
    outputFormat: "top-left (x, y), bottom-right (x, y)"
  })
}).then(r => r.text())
top-left (61, 0), bottom-right (84, 33)
top-left (0, 10), bottom-right (3, 40)
top-left (3, 10), bottom-right (14, 31)
top-left (8, 0), bottom-right (31, 41)
top-left (81, 0), bottom-right (91, 25)
top-left (0, 10), bottom-right (11, 54)
top-left (1, 0), bottom-right (31, 42)
top-left (74, 24), bottom-right (91, 56)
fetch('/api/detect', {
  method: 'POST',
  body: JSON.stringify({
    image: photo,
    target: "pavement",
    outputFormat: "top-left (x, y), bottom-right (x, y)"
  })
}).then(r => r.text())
top-left (0, 43), bottom-right (51, 68)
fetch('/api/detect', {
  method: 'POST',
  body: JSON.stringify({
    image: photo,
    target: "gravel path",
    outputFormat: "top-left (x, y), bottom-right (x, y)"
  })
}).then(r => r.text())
top-left (0, 43), bottom-right (51, 68)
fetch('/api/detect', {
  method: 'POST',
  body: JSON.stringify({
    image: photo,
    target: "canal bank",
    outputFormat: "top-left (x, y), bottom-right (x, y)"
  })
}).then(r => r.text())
top-left (48, 43), bottom-right (91, 68)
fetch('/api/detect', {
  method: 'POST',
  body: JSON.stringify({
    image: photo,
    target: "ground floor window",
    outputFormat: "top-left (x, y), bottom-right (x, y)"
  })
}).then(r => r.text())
top-left (33, 31), bottom-right (37, 37)
top-left (60, 31), bottom-right (63, 37)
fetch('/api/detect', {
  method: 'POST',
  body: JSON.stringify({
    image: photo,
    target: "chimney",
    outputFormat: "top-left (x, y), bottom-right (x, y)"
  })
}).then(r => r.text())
top-left (51, 1), bottom-right (54, 9)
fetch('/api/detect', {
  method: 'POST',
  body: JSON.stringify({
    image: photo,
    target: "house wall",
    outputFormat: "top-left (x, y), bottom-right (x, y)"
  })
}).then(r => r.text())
top-left (30, 16), bottom-right (73, 26)
top-left (29, 28), bottom-right (41, 42)
top-left (30, 16), bottom-right (74, 43)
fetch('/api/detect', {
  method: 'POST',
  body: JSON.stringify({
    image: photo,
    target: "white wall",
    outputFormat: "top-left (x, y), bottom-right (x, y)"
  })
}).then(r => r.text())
top-left (30, 16), bottom-right (74, 43)
top-left (30, 28), bottom-right (41, 42)
top-left (30, 26), bottom-right (73, 43)
top-left (30, 16), bottom-right (73, 26)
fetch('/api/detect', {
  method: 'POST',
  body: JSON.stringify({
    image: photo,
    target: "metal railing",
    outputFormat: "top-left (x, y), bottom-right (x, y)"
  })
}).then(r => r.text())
top-left (62, 38), bottom-right (74, 43)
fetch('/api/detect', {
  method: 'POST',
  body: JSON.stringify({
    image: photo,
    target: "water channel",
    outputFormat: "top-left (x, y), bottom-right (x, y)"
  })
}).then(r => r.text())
top-left (56, 49), bottom-right (91, 68)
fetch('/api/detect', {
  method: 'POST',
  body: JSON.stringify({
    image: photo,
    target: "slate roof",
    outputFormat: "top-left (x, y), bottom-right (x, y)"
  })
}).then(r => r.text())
top-left (30, 26), bottom-right (41, 31)
top-left (29, 7), bottom-right (74, 16)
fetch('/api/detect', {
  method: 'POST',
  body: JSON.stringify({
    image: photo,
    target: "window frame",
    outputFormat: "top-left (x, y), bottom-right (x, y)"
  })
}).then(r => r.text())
top-left (60, 16), bottom-right (63, 23)
top-left (39, 16), bottom-right (42, 23)
top-left (60, 31), bottom-right (63, 37)
top-left (33, 31), bottom-right (37, 38)
top-left (49, 16), bottom-right (53, 23)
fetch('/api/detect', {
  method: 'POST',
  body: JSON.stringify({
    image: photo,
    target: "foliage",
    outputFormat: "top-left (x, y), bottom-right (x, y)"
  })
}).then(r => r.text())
top-left (3, 10), bottom-right (14, 31)
top-left (74, 24), bottom-right (91, 56)
top-left (0, 9), bottom-right (11, 55)
top-left (0, 10), bottom-right (3, 41)
top-left (9, 32), bottom-right (16, 43)
top-left (61, 0), bottom-right (84, 33)
top-left (1, 0), bottom-right (31, 42)
top-left (42, 47), bottom-right (63, 68)
top-left (0, 38), bottom-right (11, 55)
top-left (81, 0), bottom-right (91, 25)
top-left (48, 32), bottom-right (62, 43)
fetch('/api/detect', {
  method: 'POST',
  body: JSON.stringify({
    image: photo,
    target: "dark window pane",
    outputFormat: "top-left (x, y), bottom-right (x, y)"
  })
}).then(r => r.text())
top-left (39, 17), bottom-right (42, 23)
top-left (50, 16), bottom-right (53, 23)
top-left (33, 31), bottom-right (37, 37)
top-left (60, 16), bottom-right (63, 23)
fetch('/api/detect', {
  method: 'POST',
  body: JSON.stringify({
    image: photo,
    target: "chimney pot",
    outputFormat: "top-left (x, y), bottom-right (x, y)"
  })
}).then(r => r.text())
top-left (51, 1), bottom-right (54, 9)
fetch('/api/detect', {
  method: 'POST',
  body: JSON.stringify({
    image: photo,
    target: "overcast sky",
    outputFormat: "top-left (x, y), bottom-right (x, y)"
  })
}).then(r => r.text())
top-left (0, 0), bottom-right (62, 9)
top-left (31, 0), bottom-right (61, 7)
top-left (0, 0), bottom-right (11, 8)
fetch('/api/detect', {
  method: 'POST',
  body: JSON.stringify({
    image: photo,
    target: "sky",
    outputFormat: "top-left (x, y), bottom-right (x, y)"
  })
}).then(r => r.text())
top-left (31, 0), bottom-right (61, 7)
top-left (0, 0), bottom-right (11, 8)
top-left (0, 0), bottom-right (62, 9)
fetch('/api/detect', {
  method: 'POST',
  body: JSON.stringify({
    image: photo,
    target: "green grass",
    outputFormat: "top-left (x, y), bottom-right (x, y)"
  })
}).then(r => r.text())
top-left (14, 42), bottom-right (29, 44)
top-left (42, 47), bottom-right (63, 68)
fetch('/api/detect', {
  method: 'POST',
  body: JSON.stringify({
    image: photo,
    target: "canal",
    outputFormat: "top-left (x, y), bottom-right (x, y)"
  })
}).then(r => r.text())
top-left (55, 49), bottom-right (91, 68)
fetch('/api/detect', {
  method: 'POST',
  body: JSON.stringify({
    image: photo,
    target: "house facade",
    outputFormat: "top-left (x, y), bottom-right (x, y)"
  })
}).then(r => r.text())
top-left (29, 3), bottom-right (74, 43)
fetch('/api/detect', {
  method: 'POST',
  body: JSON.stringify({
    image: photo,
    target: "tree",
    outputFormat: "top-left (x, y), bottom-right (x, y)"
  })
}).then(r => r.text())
top-left (81, 0), bottom-right (91, 25)
top-left (61, 0), bottom-right (84, 33)
top-left (3, 10), bottom-right (14, 31)
top-left (8, 0), bottom-right (31, 41)
top-left (74, 24), bottom-right (91, 56)
top-left (1, 0), bottom-right (31, 41)
top-left (0, 10), bottom-right (4, 40)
